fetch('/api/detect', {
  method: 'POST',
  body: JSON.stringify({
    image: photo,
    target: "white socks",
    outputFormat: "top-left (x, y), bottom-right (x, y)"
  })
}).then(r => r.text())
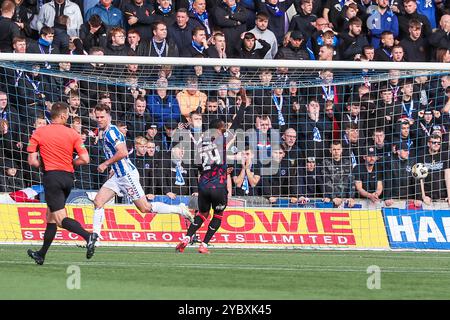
top-left (151, 202), bottom-right (180, 214)
top-left (93, 207), bottom-right (105, 236)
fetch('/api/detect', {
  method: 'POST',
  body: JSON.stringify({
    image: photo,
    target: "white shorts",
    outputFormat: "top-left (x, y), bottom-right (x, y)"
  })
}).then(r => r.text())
top-left (102, 169), bottom-right (145, 201)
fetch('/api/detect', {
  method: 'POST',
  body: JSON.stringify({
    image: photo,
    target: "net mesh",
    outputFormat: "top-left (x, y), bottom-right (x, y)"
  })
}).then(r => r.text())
top-left (1, 57), bottom-right (450, 249)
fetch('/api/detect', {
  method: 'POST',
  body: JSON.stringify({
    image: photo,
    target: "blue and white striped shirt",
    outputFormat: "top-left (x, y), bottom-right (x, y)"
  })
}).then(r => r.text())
top-left (102, 125), bottom-right (136, 177)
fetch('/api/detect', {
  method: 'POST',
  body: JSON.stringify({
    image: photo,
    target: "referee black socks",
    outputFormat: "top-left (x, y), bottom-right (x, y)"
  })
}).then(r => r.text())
top-left (37, 223), bottom-right (57, 257)
top-left (61, 217), bottom-right (90, 242)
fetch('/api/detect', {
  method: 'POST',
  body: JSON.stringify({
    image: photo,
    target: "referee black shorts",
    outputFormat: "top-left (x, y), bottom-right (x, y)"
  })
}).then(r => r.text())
top-left (198, 187), bottom-right (228, 214)
top-left (43, 171), bottom-right (74, 212)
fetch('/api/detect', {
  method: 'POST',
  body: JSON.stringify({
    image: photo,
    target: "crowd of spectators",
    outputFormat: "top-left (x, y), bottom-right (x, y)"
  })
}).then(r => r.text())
top-left (0, 0), bottom-right (450, 207)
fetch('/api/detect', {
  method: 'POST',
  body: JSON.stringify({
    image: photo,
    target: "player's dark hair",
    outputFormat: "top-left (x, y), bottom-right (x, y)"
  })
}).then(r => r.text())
top-left (50, 102), bottom-right (69, 120)
top-left (94, 103), bottom-right (111, 114)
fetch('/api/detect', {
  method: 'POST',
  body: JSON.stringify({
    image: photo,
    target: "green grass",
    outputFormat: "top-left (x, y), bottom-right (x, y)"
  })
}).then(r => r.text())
top-left (1, 245), bottom-right (450, 300)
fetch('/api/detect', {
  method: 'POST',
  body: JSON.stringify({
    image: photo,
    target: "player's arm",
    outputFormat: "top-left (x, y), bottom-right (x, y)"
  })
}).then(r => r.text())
top-left (98, 142), bottom-right (128, 173)
top-left (73, 152), bottom-right (90, 166)
top-left (27, 134), bottom-right (41, 168)
top-left (28, 152), bottom-right (41, 168)
top-left (73, 133), bottom-right (90, 166)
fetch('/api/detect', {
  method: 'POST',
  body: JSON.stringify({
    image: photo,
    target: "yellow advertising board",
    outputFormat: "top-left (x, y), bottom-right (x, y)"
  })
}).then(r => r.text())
top-left (0, 204), bottom-right (389, 248)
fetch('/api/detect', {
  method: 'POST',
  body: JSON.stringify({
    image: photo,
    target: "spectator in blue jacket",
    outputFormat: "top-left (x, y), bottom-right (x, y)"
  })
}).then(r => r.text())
top-left (367, 0), bottom-right (399, 49)
top-left (416, 0), bottom-right (437, 29)
top-left (85, 0), bottom-right (124, 29)
top-left (146, 77), bottom-right (181, 129)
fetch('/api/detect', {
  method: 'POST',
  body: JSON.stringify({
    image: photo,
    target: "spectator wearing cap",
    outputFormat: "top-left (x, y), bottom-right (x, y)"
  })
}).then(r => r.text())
top-left (415, 134), bottom-right (450, 206)
top-left (384, 141), bottom-right (418, 207)
top-left (249, 11), bottom-right (279, 59)
top-left (146, 77), bottom-right (181, 130)
top-left (430, 125), bottom-right (448, 153)
top-left (213, 0), bottom-right (248, 57)
top-left (354, 146), bottom-right (383, 204)
top-left (125, 96), bottom-right (153, 139)
top-left (255, 0), bottom-right (295, 44)
top-left (298, 155), bottom-right (324, 201)
top-left (416, 110), bottom-right (438, 149)
top-left (144, 122), bottom-right (163, 150)
top-left (274, 30), bottom-right (310, 60)
top-left (235, 32), bottom-right (271, 59)
top-left (338, 17), bottom-right (369, 61)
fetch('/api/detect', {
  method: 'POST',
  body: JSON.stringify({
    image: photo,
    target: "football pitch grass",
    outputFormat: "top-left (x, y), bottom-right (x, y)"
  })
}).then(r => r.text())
top-left (1, 245), bottom-right (450, 300)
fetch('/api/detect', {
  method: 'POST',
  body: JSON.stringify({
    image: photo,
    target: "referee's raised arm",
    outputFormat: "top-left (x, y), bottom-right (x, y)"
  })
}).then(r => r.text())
top-left (26, 102), bottom-right (95, 265)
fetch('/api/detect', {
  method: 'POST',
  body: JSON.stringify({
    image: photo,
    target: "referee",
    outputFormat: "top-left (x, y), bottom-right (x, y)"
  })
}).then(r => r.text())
top-left (27, 102), bottom-right (96, 265)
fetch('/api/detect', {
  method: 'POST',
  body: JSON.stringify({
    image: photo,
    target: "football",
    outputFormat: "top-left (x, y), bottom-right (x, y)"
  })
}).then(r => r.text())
top-left (411, 163), bottom-right (429, 180)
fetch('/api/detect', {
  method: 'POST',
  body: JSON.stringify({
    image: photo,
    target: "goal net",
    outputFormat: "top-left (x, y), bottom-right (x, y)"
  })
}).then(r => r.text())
top-left (0, 54), bottom-right (449, 250)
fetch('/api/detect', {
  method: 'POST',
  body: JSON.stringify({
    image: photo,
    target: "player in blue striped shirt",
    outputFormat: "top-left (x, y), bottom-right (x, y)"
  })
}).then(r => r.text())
top-left (89, 104), bottom-right (194, 255)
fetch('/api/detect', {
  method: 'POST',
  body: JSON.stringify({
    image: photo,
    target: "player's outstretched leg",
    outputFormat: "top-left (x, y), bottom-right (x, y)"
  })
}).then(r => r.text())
top-left (60, 217), bottom-right (96, 259)
top-left (176, 213), bottom-right (208, 253)
top-left (151, 202), bottom-right (195, 223)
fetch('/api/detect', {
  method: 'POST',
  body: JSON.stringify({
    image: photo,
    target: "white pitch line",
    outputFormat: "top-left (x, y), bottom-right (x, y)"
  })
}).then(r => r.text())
top-left (5, 247), bottom-right (450, 260)
top-left (1, 260), bottom-right (450, 274)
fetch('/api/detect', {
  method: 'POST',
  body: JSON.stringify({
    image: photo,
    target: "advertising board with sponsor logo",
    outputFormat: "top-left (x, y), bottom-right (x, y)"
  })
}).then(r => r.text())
top-left (0, 204), bottom-right (389, 248)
